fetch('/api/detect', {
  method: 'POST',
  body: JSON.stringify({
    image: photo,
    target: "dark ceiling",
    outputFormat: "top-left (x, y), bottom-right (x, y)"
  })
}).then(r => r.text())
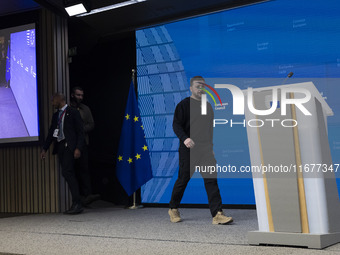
top-left (0, 0), bottom-right (268, 38)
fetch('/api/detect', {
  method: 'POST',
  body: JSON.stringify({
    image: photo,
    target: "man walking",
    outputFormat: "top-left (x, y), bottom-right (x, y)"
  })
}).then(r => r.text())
top-left (169, 76), bottom-right (233, 225)
top-left (41, 93), bottom-right (85, 214)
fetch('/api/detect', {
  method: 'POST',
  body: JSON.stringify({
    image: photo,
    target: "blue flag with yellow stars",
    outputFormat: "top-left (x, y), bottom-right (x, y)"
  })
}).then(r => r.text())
top-left (5, 44), bottom-right (10, 82)
top-left (116, 82), bottom-right (153, 196)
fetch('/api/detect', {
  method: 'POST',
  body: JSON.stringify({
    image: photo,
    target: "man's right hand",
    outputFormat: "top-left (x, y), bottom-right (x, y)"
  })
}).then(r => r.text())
top-left (184, 138), bottom-right (195, 149)
top-left (40, 149), bottom-right (46, 160)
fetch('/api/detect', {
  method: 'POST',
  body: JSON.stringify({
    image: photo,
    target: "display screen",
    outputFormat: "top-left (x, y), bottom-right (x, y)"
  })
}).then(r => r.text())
top-left (0, 24), bottom-right (39, 144)
top-left (136, 0), bottom-right (340, 204)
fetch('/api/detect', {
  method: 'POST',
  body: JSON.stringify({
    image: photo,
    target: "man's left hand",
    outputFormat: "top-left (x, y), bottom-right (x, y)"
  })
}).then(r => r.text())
top-left (74, 148), bottom-right (81, 159)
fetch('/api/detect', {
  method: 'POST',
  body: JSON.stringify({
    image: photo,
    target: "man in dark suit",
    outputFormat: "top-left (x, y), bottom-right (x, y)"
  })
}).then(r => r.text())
top-left (41, 93), bottom-right (85, 214)
top-left (70, 86), bottom-right (100, 206)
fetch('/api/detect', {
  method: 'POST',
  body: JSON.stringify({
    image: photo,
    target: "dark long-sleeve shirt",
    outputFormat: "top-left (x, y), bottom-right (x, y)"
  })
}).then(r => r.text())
top-left (71, 102), bottom-right (94, 145)
top-left (172, 97), bottom-right (214, 149)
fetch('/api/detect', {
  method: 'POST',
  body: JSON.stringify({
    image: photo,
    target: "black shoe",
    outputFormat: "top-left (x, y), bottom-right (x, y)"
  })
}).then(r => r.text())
top-left (82, 194), bottom-right (101, 206)
top-left (63, 203), bottom-right (84, 215)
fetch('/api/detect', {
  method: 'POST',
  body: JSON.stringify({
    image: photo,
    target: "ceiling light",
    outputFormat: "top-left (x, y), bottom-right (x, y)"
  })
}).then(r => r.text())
top-left (77, 0), bottom-right (146, 17)
top-left (65, 3), bottom-right (88, 16)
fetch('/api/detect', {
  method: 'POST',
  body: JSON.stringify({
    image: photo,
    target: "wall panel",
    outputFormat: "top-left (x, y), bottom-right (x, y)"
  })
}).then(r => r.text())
top-left (0, 9), bottom-right (70, 213)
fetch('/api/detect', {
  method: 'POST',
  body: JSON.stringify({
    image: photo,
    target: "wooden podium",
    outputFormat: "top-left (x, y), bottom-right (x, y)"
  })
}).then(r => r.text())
top-left (244, 82), bottom-right (340, 249)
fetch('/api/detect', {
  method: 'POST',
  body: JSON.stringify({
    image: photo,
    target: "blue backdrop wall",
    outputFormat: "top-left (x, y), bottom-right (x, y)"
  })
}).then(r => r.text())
top-left (136, 0), bottom-right (340, 204)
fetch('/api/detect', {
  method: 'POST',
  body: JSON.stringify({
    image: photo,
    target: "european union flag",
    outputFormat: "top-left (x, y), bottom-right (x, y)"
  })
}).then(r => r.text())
top-left (116, 82), bottom-right (153, 196)
top-left (5, 44), bottom-right (10, 82)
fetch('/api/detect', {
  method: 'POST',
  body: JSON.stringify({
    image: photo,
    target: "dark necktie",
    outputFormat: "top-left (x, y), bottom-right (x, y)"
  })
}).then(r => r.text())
top-left (58, 110), bottom-right (65, 142)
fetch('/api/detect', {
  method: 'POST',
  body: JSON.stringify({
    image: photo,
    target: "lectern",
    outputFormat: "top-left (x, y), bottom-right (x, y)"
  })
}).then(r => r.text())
top-left (245, 82), bottom-right (340, 249)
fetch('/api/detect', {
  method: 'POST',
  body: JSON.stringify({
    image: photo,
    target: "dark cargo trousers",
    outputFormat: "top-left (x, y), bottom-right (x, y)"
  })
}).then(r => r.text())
top-left (169, 146), bottom-right (223, 217)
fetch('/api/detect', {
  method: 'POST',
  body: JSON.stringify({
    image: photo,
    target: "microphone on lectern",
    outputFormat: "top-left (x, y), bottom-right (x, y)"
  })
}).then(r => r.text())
top-left (282, 72), bottom-right (294, 85)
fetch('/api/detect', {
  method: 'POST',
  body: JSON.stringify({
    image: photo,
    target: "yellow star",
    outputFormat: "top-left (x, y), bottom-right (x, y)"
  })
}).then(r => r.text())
top-left (135, 153), bottom-right (141, 160)
top-left (134, 116), bottom-right (139, 122)
top-left (141, 125), bottom-right (144, 130)
top-left (118, 155), bottom-right (123, 161)
top-left (125, 114), bottom-right (130, 120)
top-left (142, 145), bottom-right (148, 151)
top-left (128, 158), bottom-right (133, 164)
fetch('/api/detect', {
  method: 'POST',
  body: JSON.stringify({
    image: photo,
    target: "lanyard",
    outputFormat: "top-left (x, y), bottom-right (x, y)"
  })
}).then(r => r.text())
top-left (57, 109), bottom-right (66, 127)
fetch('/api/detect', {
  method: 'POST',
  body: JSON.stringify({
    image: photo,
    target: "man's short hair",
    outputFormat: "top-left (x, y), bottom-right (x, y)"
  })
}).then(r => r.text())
top-left (52, 93), bottom-right (66, 102)
top-left (71, 86), bottom-right (84, 94)
top-left (190, 76), bottom-right (205, 87)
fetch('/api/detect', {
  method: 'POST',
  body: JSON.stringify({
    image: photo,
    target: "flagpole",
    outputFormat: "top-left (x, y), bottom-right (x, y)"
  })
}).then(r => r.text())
top-left (132, 68), bottom-right (136, 90)
top-left (129, 68), bottom-right (143, 210)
